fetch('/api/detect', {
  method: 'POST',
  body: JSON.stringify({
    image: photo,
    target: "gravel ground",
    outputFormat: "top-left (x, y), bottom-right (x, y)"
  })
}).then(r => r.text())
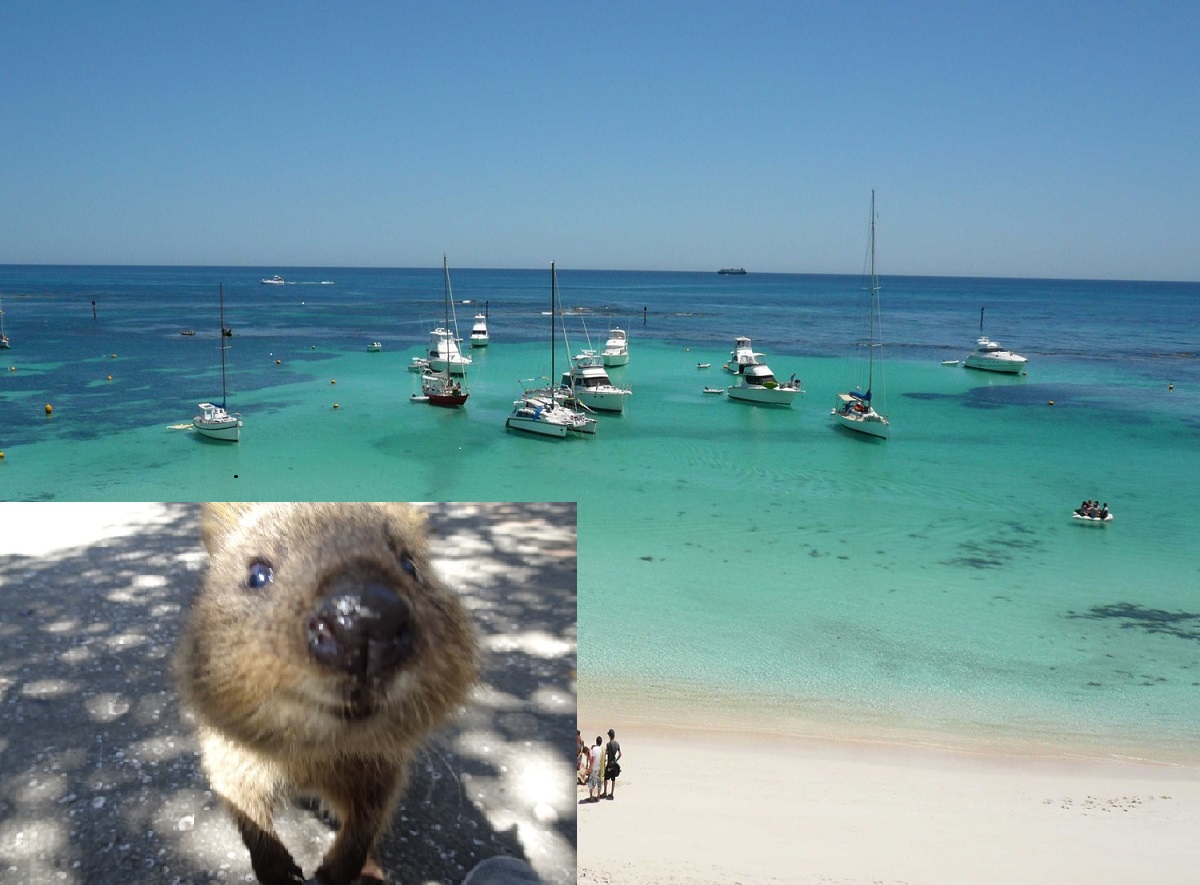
top-left (0, 502), bottom-right (577, 885)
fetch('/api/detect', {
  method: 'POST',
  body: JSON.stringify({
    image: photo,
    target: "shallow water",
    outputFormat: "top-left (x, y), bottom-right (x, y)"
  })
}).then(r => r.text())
top-left (3, 265), bottom-right (1198, 760)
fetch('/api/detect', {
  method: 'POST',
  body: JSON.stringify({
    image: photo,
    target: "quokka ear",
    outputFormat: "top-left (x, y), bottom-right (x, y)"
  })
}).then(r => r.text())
top-left (199, 502), bottom-right (261, 554)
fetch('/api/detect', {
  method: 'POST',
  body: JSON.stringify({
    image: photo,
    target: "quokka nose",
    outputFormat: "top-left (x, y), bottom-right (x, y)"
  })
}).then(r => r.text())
top-left (306, 581), bottom-right (415, 678)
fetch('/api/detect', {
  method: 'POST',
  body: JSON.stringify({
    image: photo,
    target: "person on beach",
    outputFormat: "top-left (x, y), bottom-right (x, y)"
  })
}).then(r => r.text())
top-left (587, 736), bottom-right (604, 801)
top-left (577, 731), bottom-right (590, 784)
top-left (602, 728), bottom-right (622, 799)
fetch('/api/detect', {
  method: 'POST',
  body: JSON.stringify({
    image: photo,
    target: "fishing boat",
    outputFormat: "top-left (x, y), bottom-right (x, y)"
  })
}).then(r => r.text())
top-left (718, 267), bottom-right (747, 275)
top-left (367, 341), bottom-right (382, 352)
top-left (723, 336), bottom-right (762, 374)
top-left (832, 191), bottom-right (891, 440)
top-left (260, 275), bottom-right (285, 285)
top-left (1, 296), bottom-right (10, 348)
top-left (506, 263), bottom-right (596, 437)
top-left (469, 308), bottom-right (489, 347)
top-left (193, 284), bottom-right (242, 442)
top-left (964, 308), bottom-right (1027, 373)
top-left (561, 351), bottom-right (631, 413)
top-left (726, 361), bottom-right (802, 405)
top-left (420, 257), bottom-right (470, 407)
top-left (601, 328), bottom-right (629, 366)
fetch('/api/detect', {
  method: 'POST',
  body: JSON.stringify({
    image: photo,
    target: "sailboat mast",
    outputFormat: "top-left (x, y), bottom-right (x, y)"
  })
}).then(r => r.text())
top-left (550, 262), bottom-right (557, 386)
top-left (868, 191), bottom-right (876, 393)
top-left (218, 283), bottom-right (228, 407)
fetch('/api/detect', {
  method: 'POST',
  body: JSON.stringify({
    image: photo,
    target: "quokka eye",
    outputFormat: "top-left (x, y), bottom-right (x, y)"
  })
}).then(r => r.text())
top-left (247, 560), bottom-right (274, 589)
top-left (400, 554), bottom-right (419, 582)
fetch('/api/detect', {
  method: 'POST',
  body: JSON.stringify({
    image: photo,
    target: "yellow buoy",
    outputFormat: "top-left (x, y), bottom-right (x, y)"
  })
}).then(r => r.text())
top-left (1047, 400), bottom-right (1055, 406)
top-left (275, 359), bottom-right (281, 365)
top-left (333, 403), bottom-right (340, 410)
top-left (45, 404), bottom-right (53, 414)
top-left (107, 375), bottom-right (112, 381)
top-left (8, 366), bottom-right (14, 372)
top-left (331, 379), bottom-right (336, 385)
top-left (111, 353), bottom-right (117, 358)
top-left (0, 451), bottom-right (5, 460)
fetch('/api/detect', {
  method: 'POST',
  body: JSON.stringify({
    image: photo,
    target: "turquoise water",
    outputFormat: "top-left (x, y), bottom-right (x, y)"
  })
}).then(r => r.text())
top-left (3, 266), bottom-right (1199, 761)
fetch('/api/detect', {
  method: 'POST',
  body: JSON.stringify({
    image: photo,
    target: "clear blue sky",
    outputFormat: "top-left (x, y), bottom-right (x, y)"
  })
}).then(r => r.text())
top-left (2, 1), bottom-right (1197, 280)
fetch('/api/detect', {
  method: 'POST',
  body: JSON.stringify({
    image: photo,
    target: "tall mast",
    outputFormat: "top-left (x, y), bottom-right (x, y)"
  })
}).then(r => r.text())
top-left (868, 191), bottom-right (876, 393)
top-left (218, 283), bottom-right (228, 407)
top-left (550, 262), bottom-right (557, 387)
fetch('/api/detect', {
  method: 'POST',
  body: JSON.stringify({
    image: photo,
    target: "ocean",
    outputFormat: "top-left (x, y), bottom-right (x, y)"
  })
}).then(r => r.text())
top-left (2, 264), bottom-right (1199, 763)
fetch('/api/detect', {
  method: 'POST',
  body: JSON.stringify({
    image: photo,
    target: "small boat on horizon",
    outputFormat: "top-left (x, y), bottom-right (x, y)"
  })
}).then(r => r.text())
top-left (718, 267), bottom-right (747, 275)
top-left (260, 275), bottom-right (285, 285)
top-left (367, 341), bottom-right (382, 352)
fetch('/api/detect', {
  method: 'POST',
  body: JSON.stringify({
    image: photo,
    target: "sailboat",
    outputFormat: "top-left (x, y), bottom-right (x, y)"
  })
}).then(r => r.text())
top-left (418, 257), bottom-right (470, 407)
top-left (0, 296), bottom-right (9, 348)
top-left (832, 191), bottom-right (890, 439)
top-left (505, 263), bottom-right (596, 437)
top-left (193, 284), bottom-right (243, 442)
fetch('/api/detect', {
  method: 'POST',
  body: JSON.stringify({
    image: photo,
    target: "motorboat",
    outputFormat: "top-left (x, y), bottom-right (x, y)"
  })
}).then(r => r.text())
top-left (601, 328), bottom-right (629, 367)
top-left (963, 309), bottom-right (1027, 373)
top-left (964, 336), bottom-right (1028, 374)
top-left (832, 191), bottom-right (891, 440)
top-left (723, 336), bottom-right (763, 374)
top-left (697, 362), bottom-right (711, 369)
top-left (193, 402), bottom-right (242, 442)
top-left (560, 351), bottom-right (631, 413)
top-left (426, 326), bottom-right (472, 374)
top-left (703, 387), bottom-right (725, 395)
top-left (180, 329), bottom-right (196, 337)
top-left (367, 341), bottom-right (382, 352)
top-left (726, 362), bottom-right (801, 406)
top-left (407, 357), bottom-right (429, 373)
top-left (261, 275), bottom-right (285, 285)
top-left (469, 312), bottom-right (489, 347)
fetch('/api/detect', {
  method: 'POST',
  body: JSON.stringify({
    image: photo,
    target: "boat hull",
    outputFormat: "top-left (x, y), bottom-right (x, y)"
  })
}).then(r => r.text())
top-left (1073, 513), bottom-right (1113, 525)
top-left (601, 352), bottom-right (628, 367)
top-left (832, 410), bottom-right (890, 438)
top-left (505, 415), bottom-right (569, 437)
top-left (964, 356), bottom-right (1026, 373)
top-left (569, 390), bottom-right (628, 413)
top-left (427, 358), bottom-right (470, 375)
top-left (193, 418), bottom-right (241, 442)
top-left (726, 385), bottom-right (798, 406)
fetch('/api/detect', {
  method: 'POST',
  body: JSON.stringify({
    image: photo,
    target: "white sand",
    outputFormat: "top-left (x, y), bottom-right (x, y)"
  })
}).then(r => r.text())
top-left (577, 723), bottom-right (1200, 884)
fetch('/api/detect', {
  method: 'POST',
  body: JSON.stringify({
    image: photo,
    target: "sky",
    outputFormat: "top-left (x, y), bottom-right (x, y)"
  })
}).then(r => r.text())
top-left (1, 1), bottom-right (1197, 280)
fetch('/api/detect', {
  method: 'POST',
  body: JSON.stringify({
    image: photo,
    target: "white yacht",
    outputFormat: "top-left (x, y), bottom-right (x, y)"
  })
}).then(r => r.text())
top-left (426, 326), bottom-right (472, 375)
top-left (561, 351), bottom-right (631, 413)
top-left (726, 362), bottom-right (801, 406)
top-left (469, 313), bottom-right (489, 347)
top-left (601, 328), bottom-right (629, 366)
top-left (964, 336), bottom-right (1028, 374)
top-left (723, 336), bottom-right (762, 374)
top-left (193, 402), bottom-right (242, 442)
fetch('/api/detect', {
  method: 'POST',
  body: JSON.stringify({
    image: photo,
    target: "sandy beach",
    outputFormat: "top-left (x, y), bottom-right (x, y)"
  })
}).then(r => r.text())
top-left (576, 721), bottom-right (1200, 884)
